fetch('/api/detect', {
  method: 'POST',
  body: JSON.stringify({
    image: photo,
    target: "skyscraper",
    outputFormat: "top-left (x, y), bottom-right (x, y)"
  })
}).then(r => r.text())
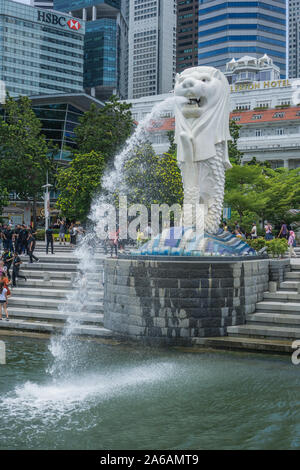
top-left (288, 0), bottom-right (300, 78)
top-left (176, 0), bottom-right (199, 72)
top-left (30, 0), bottom-right (53, 9)
top-left (54, 0), bottom-right (128, 100)
top-left (128, 0), bottom-right (177, 99)
top-left (0, 0), bottom-right (85, 97)
top-left (198, 0), bottom-right (286, 77)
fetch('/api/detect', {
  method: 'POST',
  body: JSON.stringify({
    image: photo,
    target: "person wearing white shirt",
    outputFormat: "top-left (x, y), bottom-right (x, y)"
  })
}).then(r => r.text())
top-left (0, 282), bottom-right (9, 321)
top-left (251, 223), bottom-right (257, 239)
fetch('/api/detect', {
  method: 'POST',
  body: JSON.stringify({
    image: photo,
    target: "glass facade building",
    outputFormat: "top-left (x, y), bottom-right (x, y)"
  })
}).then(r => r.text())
top-left (288, 0), bottom-right (300, 78)
top-left (128, 0), bottom-right (177, 99)
top-left (177, 0), bottom-right (199, 72)
top-left (0, 0), bottom-right (85, 97)
top-left (198, 0), bottom-right (286, 77)
top-left (54, 0), bottom-right (128, 100)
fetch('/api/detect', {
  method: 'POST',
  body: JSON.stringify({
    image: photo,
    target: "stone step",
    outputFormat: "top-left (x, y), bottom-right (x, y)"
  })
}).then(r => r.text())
top-left (17, 279), bottom-right (102, 290)
top-left (5, 306), bottom-right (104, 324)
top-left (246, 312), bottom-right (300, 327)
top-left (279, 281), bottom-right (300, 290)
top-left (20, 255), bottom-right (80, 265)
top-left (0, 318), bottom-right (112, 337)
top-left (18, 270), bottom-right (103, 281)
top-left (20, 255), bottom-right (105, 265)
top-left (7, 296), bottom-right (103, 312)
top-left (192, 336), bottom-right (293, 354)
top-left (256, 300), bottom-right (300, 313)
top-left (227, 323), bottom-right (300, 340)
top-left (263, 291), bottom-right (300, 302)
top-left (9, 287), bottom-right (103, 301)
top-left (285, 272), bottom-right (300, 280)
top-left (18, 270), bottom-right (75, 280)
top-left (20, 262), bottom-right (81, 272)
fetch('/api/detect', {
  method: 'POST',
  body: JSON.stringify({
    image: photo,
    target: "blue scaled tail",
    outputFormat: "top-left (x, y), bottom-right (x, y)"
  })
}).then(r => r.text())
top-left (131, 227), bottom-right (256, 257)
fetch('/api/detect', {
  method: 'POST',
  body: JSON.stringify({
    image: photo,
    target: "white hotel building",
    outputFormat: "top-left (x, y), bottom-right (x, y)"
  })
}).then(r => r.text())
top-left (126, 55), bottom-right (300, 170)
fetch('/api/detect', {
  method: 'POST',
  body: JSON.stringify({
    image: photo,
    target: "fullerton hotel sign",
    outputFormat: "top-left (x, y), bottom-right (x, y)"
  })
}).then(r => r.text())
top-left (230, 79), bottom-right (292, 92)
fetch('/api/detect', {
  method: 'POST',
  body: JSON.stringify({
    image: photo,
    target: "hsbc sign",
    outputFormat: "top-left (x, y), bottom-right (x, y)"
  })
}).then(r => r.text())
top-left (67, 19), bottom-right (81, 30)
top-left (37, 11), bottom-right (81, 31)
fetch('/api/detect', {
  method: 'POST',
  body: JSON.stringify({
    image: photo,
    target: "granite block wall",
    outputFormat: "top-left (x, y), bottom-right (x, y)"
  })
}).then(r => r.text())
top-left (103, 258), bottom-right (282, 345)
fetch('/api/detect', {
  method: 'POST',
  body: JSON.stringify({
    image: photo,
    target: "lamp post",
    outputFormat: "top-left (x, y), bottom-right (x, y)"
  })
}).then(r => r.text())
top-left (42, 172), bottom-right (52, 234)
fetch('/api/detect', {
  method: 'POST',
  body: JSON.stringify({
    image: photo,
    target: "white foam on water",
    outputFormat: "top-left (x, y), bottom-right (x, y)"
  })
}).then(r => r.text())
top-left (1, 361), bottom-right (178, 428)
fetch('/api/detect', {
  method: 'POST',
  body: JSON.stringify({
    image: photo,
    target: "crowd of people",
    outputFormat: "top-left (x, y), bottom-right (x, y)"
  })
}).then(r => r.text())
top-left (44, 219), bottom-right (85, 254)
top-left (0, 222), bottom-right (42, 321)
top-left (0, 218), bottom-right (86, 321)
top-left (222, 220), bottom-right (298, 257)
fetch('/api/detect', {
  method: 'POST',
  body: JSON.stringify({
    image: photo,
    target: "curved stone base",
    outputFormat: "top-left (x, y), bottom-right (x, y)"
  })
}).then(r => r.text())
top-left (132, 228), bottom-right (256, 257)
top-left (103, 257), bottom-right (285, 345)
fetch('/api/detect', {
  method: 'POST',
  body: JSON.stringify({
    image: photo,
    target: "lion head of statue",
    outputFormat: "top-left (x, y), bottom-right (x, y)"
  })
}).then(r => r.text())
top-left (174, 66), bottom-right (231, 166)
top-left (174, 66), bottom-right (230, 119)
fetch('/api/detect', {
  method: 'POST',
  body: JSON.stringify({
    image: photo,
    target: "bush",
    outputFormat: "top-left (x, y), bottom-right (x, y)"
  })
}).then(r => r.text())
top-left (266, 238), bottom-right (288, 257)
top-left (35, 229), bottom-right (45, 241)
top-left (247, 237), bottom-right (266, 251)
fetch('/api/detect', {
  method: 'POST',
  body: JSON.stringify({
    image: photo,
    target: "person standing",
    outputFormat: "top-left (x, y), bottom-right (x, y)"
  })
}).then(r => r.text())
top-left (278, 221), bottom-right (288, 239)
top-left (75, 222), bottom-right (85, 245)
top-left (27, 232), bottom-right (39, 264)
top-left (69, 222), bottom-right (77, 248)
top-left (46, 225), bottom-right (54, 255)
top-left (0, 281), bottom-right (9, 321)
top-left (0, 273), bottom-right (11, 297)
top-left (12, 252), bottom-right (27, 287)
top-left (13, 224), bottom-right (22, 253)
top-left (19, 225), bottom-right (29, 254)
top-left (251, 222), bottom-right (257, 239)
top-left (288, 230), bottom-right (297, 258)
top-left (3, 225), bottom-right (13, 251)
top-left (265, 222), bottom-right (273, 240)
top-left (58, 219), bottom-right (67, 245)
top-left (109, 229), bottom-right (118, 257)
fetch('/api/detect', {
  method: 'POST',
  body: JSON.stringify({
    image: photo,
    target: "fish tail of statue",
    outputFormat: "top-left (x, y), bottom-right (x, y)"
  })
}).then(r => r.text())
top-left (203, 144), bottom-right (226, 234)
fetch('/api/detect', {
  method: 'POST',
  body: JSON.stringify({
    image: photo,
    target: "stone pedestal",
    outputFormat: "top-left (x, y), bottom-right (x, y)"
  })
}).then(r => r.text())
top-left (103, 257), bottom-right (283, 345)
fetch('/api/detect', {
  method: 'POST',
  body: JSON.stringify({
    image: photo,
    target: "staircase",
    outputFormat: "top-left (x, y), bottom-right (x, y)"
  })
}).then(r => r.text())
top-left (0, 245), bottom-right (113, 339)
top-left (226, 257), bottom-right (300, 342)
top-left (193, 253), bottom-right (300, 354)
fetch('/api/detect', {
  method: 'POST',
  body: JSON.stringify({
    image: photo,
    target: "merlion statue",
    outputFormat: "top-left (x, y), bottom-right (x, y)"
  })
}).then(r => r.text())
top-left (174, 66), bottom-right (232, 234)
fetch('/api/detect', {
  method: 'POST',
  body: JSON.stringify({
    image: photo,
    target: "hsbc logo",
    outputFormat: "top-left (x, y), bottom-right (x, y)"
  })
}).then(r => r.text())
top-left (38, 11), bottom-right (81, 31)
top-left (67, 19), bottom-right (81, 30)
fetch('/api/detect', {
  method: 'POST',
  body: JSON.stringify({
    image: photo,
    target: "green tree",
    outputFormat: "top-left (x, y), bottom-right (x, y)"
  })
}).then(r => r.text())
top-left (224, 163), bottom-right (300, 233)
top-left (123, 143), bottom-right (183, 209)
top-left (0, 95), bottom-right (52, 227)
top-left (0, 184), bottom-right (9, 216)
top-left (56, 151), bottom-right (106, 221)
top-left (224, 163), bottom-right (271, 232)
top-left (228, 120), bottom-right (243, 165)
top-left (75, 96), bottom-right (134, 163)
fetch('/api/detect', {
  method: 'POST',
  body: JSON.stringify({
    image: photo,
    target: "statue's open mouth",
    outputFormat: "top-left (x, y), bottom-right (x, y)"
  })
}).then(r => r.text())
top-left (187, 97), bottom-right (205, 107)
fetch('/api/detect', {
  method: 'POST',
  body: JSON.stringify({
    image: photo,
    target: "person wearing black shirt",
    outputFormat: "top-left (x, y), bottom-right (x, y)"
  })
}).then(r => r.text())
top-left (46, 226), bottom-right (54, 255)
top-left (12, 253), bottom-right (27, 287)
top-left (3, 226), bottom-right (13, 252)
top-left (27, 233), bottom-right (39, 264)
top-left (19, 225), bottom-right (29, 254)
top-left (13, 225), bottom-right (22, 253)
